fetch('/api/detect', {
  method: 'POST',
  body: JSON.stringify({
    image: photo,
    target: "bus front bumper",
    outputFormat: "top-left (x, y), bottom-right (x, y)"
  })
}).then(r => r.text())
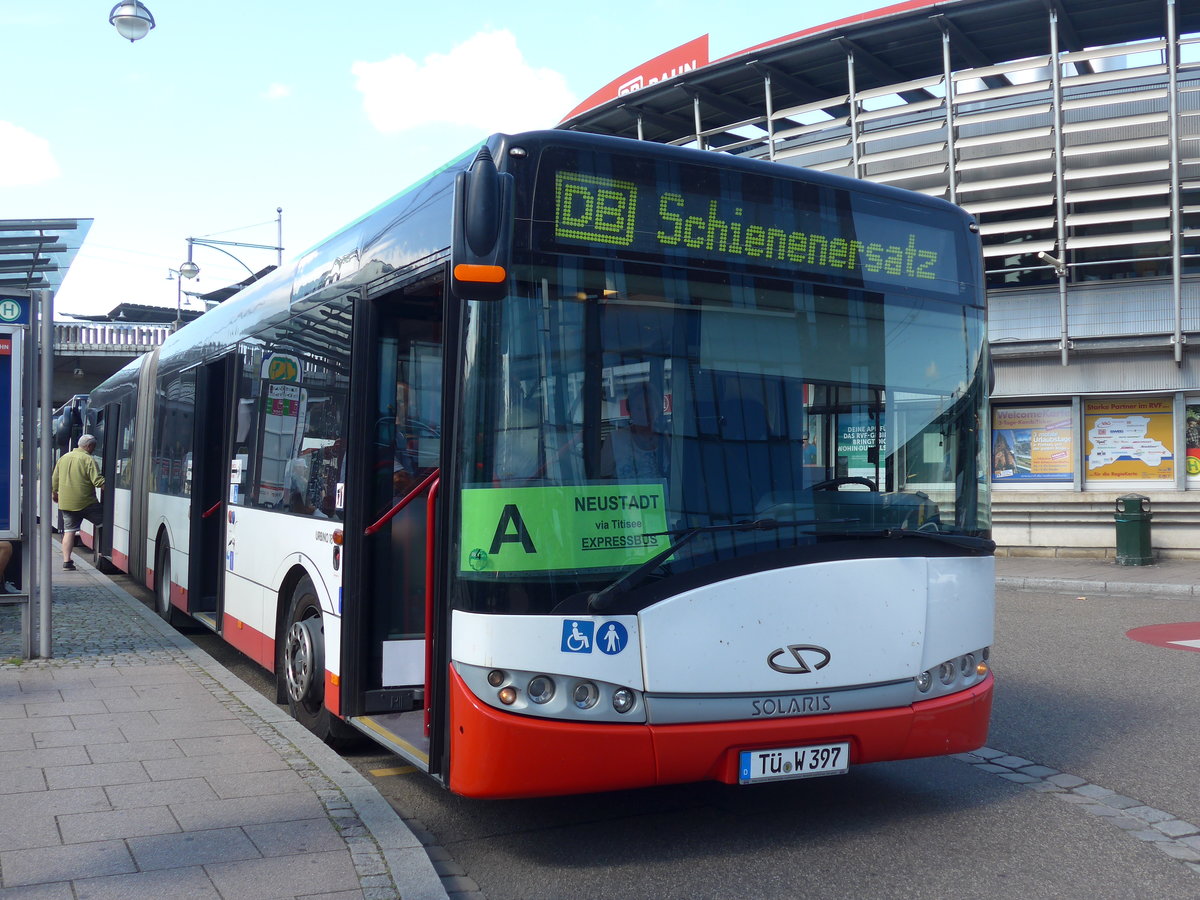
top-left (446, 666), bottom-right (993, 799)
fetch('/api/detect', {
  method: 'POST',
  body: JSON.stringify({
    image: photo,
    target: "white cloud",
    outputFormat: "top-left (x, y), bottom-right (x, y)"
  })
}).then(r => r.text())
top-left (0, 122), bottom-right (60, 187)
top-left (352, 30), bottom-right (576, 134)
top-left (263, 83), bottom-right (292, 100)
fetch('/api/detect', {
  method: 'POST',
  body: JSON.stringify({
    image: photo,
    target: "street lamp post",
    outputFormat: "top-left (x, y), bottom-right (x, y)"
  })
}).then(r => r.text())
top-left (108, 1), bottom-right (155, 41)
top-left (166, 268), bottom-right (185, 331)
top-left (175, 209), bottom-right (284, 327)
top-left (166, 268), bottom-right (208, 331)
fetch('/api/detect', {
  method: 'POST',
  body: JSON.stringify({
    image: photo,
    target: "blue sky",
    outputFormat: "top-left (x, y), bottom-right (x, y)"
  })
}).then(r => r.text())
top-left (3, 0), bottom-right (885, 318)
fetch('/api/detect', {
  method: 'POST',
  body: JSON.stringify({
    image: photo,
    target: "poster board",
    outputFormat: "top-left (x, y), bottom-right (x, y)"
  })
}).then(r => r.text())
top-left (0, 328), bottom-right (22, 538)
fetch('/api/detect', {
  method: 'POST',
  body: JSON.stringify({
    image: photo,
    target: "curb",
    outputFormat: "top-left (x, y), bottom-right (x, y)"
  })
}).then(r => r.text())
top-left (996, 576), bottom-right (1198, 597)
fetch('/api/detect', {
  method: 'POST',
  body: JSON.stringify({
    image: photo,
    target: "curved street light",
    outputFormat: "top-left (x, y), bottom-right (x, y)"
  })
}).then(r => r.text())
top-left (172, 210), bottom-right (284, 330)
top-left (178, 208), bottom-right (284, 283)
top-left (109, 1), bottom-right (155, 42)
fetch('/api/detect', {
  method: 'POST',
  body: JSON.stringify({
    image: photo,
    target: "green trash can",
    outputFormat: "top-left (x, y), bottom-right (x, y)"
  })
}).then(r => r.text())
top-left (1114, 494), bottom-right (1153, 566)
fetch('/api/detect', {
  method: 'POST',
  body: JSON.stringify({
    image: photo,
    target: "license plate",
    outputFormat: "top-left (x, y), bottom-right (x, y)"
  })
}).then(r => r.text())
top-left (738, 741), bottom-right (850, 784)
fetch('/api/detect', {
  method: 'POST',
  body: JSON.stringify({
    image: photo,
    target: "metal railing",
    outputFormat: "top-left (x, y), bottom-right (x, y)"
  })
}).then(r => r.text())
top-left (53, 322), bottom-right (171, 353)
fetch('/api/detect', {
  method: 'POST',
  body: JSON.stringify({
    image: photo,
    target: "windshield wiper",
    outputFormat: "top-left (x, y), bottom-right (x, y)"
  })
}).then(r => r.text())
top-left (868, 529), bottom-right (995, 553)
top-left (587, 518), bottom-right (853, 613)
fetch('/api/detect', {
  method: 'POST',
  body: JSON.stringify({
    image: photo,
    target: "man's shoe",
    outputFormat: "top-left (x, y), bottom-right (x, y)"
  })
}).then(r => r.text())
top-left (62, 560), bottom-right (75, 571)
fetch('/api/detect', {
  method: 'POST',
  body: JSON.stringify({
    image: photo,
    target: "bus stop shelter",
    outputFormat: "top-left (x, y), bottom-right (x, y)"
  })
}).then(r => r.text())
top-left (0, 218), bottom-right (93, 659)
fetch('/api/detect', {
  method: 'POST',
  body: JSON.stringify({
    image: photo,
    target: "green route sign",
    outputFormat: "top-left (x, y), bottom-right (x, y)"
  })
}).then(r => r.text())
top-left (460, 483), bottom-right (668, 574)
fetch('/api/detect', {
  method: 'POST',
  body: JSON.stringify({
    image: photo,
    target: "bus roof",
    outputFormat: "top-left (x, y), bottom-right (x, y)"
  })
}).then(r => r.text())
top-left (118, 129), bottom-right (970, 379)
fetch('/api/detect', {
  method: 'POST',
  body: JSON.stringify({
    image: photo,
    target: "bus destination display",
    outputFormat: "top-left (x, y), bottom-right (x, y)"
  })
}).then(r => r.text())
top-left (545, 162), bottom-right (964, 296)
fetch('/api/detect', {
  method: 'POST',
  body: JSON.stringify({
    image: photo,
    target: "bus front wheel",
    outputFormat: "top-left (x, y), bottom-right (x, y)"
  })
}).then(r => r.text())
top-left (283, 577), bottom-right (326, 732)
top-left (281, 576), bottom-right (357, 747)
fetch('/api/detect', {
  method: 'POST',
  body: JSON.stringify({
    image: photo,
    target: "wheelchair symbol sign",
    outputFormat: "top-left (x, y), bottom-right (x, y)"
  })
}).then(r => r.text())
top-left (561, 620), bottom-right (594, 653)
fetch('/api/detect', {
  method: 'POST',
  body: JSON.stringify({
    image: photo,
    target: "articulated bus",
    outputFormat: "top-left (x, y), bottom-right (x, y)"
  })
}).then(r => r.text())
top-left (89, 130), bottom-right (993, 798)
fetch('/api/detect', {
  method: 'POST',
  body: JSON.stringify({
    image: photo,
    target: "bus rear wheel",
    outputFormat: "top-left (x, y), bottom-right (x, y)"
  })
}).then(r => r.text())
top-left (155, 542), bottom-right (182, 625)
top-left (281, 576), bottom-right (357, 747)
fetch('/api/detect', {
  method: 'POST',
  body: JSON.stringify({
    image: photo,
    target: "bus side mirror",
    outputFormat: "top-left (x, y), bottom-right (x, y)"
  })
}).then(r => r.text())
top-left (451, 146), bottom-right (514, 301)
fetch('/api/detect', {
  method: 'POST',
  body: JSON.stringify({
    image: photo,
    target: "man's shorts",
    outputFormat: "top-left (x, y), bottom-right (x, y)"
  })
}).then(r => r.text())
top-left (61, 503), bottom-right (102, 533)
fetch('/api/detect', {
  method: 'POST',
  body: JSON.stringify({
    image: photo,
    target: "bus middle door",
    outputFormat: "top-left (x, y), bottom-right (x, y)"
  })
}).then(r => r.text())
top-left (188, 354), bottom-right (236, 630)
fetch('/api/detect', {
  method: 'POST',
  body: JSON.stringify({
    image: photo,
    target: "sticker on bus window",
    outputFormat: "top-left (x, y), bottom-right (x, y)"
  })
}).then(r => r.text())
top-left (460, 484), bottom-right (668, 574)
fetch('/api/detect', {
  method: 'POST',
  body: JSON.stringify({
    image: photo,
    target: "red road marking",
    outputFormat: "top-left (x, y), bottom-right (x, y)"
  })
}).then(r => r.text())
top-left (1126, 622), bottom-right (1200, 652)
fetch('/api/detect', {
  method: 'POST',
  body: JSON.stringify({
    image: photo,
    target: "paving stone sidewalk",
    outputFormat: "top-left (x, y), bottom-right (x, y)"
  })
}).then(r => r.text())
top-left (0, 556), bottom-right (448, 900)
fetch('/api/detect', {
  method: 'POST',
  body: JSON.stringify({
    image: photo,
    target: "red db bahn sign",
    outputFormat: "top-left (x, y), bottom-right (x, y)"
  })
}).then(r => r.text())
top-left (1126, 623), bottom-right (1200, 653)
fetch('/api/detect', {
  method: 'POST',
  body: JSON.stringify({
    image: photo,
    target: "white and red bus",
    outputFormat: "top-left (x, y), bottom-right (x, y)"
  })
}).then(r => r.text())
top-left (88, 130), bottom-right (994, 798)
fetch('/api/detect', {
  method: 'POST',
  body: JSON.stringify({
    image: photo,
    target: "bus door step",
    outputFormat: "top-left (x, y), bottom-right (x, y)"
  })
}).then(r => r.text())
top-left (364, 688), bottom-right (424, 714)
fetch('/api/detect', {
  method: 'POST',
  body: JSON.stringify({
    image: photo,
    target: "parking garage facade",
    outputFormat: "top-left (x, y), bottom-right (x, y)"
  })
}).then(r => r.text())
top-left (560, 0), bottom-right (1200, 557)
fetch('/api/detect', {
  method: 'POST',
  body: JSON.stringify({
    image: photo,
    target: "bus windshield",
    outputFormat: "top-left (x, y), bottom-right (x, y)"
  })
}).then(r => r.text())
top-left (452, 255), bottom-right (988, 614)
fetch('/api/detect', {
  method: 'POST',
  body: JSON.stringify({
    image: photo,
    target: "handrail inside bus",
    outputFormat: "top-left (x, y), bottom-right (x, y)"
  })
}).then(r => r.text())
top-left (364, 468), bottom-right (440, 536)
top-left (424, 476), bottom-right (440, 737)
top-left (202, 501), bottom-right (222, 519)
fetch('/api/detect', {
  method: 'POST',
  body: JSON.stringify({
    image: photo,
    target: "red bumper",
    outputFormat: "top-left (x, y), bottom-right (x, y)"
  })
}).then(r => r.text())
top-left (447, 666), bottom-right (993, 799)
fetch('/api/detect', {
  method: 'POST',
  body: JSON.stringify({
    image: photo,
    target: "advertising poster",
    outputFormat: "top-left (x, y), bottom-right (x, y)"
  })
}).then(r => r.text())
top-left (0, 335), bottom-right (11, 534)
top-left (836, 415), bottom-right (885, 479)
top-left (991, 406), bottom-right (1074, 483)
top-left (1187, 405), bottom-right (1200, 479)
top-left (1084, 398), bottom-right (1173, 481)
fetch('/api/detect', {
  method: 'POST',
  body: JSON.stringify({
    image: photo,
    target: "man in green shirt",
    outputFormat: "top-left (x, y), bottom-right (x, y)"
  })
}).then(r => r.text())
top-left (51, 433), bottom-right (104, 570)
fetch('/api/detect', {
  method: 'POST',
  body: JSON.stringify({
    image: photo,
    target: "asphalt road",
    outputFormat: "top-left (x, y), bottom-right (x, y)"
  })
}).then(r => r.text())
top-left (113, 572), bottom-right (1200, 899)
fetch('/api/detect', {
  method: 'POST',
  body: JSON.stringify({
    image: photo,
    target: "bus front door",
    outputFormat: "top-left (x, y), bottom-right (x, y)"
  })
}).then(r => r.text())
top-left (346, 275), bottom-right (444, 772)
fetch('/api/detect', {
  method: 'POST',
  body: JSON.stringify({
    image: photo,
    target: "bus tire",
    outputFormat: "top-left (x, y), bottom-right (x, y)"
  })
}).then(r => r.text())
top-left (155, 541), bottom-right (183, 626)
top-left (282, 576), bottom-right (357, 747)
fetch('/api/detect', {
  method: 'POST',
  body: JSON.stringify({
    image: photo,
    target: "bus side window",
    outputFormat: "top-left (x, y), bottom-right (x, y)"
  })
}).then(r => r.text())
top-left (286, 393), bottom-right (346, 519)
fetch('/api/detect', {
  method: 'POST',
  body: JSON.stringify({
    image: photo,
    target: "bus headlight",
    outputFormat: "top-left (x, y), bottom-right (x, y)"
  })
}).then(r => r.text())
top-left (917, 647), bottom-right (991, 701)
top-left (527, 675), bottom-right (555, 704)
top-left (456, 662), bottom-right (646, 722)
top-left (938, 661), bottom-right (956, 685)
top-left (612, 688), bottom-right (636, 714)
top-left (572, 681), bottom-right (600, 710)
